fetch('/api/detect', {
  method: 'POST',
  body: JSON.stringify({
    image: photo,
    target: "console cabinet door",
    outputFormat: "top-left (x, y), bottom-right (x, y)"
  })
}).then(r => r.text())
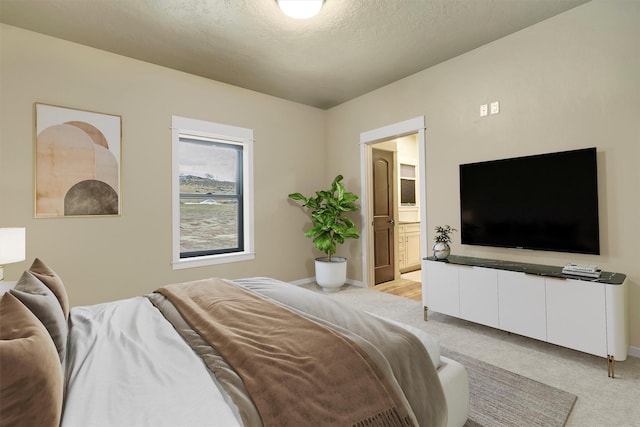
top-left (425, 261), bottom-right (459, 317)
top-left (546, 277), bottom-right (607, 357)
top-left (498, 271), bottom-right (547, 341)
top-left (459, 266), bottom-right (499, 328)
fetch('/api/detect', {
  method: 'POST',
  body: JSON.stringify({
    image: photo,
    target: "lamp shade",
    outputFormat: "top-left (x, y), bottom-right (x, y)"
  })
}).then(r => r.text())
top-left (0, 227), bottom-right (26, 264)
top-left (277, 0), bottom-right (324, 19)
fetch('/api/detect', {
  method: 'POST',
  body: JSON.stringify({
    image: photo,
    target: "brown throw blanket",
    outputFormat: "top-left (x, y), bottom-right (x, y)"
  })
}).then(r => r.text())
top-left (157, 279), bottom-right (415, 427)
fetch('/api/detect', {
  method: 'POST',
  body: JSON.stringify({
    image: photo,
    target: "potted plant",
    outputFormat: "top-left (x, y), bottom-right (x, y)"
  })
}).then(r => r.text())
top-left (288, 175), bottom-right (360, 292)
top-left (433, 225), bottom-right (456, 260)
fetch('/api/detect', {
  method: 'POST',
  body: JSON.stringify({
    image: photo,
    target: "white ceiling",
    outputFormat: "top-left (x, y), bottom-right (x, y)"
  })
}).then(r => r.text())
top-left (0, 0), bottom-right (589, 109)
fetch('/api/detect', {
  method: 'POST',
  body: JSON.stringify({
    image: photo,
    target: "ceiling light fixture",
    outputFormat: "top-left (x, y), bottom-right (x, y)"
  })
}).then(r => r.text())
top-left (277, 0), bottom-right (324, 19)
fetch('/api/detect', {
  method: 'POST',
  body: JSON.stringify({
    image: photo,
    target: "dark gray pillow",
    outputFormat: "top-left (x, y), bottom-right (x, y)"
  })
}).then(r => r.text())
top-left (29, 258), bottom-right (69, 321)
top-left (9, 271), bottom-right (67, 363)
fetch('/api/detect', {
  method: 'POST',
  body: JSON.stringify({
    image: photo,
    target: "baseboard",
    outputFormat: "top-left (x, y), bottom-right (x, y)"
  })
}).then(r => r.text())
top-left (628, 345), bottom-right (640, 359)
top-left (346, 278), bottom-right (366, 288)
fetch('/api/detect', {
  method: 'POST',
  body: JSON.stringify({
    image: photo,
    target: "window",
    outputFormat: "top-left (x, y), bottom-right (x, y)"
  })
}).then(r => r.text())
top-left (172, 116), bottom-right (254, 269)
top-left (400, 163), bottom-right (417, 206)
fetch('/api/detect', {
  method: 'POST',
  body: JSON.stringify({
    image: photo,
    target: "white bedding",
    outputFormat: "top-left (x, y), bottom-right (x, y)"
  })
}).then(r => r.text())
top-left (62, 297), bottom-right (241, 427)
top-left (62, 288), bottom-right (467, 427)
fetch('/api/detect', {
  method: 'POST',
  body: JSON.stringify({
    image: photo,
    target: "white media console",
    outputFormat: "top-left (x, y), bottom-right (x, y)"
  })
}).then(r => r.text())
top-left (423, 256), bottom-right (628, 377)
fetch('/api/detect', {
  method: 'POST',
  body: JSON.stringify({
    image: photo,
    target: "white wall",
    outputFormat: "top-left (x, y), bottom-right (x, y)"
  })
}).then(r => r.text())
top-left (326, 0), bottom-right (640, 348)
top-left (0, 24), bottom-right (327, 306)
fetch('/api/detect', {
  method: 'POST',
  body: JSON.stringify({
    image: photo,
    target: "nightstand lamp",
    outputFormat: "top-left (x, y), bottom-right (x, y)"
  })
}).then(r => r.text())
top-left (0, 227), bottom-right (26, 282)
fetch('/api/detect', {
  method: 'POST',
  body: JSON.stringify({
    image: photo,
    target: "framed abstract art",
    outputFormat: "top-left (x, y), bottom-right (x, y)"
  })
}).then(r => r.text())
top-left (34, 103), bottom-right (122, 218)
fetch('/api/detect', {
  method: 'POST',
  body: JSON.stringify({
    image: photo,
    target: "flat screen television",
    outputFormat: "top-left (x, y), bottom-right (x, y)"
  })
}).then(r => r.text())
top-left (459, 147), bottom-right (600, 255)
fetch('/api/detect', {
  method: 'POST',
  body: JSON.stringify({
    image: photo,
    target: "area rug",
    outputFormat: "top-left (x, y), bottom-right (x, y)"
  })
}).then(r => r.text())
top-left (442, 348), bottom-right (577, 427)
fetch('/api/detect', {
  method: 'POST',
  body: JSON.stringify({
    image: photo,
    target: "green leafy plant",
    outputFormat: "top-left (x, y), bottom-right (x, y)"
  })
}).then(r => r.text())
top-left (288, 175), bottom-right (360, 261)
top-left (434, 225), bottom-right (457, 244)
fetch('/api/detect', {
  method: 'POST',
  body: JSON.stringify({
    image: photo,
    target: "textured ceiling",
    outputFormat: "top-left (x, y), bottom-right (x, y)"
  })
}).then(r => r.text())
top-left (0, 0), bottom-right (589, 109)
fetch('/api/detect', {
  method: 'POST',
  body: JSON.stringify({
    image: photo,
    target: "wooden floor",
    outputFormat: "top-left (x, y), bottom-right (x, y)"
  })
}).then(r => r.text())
top-left (374, 278), bottom-right (422, 301)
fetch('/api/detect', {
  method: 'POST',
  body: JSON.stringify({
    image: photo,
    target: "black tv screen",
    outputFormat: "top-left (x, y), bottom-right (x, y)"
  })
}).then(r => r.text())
top-left (459, 148), bottom-right (600, 255)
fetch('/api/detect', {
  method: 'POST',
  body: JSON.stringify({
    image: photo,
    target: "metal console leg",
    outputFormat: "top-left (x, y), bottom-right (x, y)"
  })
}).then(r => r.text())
top-left (607, 355), bottom-right (615, 378)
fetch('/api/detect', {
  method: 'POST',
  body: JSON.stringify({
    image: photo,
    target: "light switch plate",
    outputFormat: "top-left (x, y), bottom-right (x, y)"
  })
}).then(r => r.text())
top-left (490, 101), bottom-right (500, 114)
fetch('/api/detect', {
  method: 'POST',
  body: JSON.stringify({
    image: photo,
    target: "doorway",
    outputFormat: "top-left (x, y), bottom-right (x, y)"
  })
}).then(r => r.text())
top-left (359, 117), bottom-right (427, 289)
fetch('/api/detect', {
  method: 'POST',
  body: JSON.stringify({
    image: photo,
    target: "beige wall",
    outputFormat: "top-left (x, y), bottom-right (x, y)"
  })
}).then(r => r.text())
top-left (326, 0), bottom-right (640, 348)
top-left (0, 24), bottom-right (326, 305)
top-left (1, 0), bottom-right (639, 349)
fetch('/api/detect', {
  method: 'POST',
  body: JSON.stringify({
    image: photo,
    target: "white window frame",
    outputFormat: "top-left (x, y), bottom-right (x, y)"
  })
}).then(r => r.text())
top-left (171, 115), bottom-right (255, 270)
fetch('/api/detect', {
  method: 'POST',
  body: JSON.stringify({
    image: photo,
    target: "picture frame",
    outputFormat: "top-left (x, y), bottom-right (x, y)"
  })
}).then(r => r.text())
top-left (34, 103), bottom-right (122, 218)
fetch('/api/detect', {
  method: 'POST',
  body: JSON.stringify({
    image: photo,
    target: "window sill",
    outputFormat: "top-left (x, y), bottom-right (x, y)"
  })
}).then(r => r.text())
top-left (172, 251), bottom-right (255, 270)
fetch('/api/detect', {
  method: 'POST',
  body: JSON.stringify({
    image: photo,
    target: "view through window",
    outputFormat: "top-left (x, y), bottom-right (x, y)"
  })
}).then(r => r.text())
top-left (179, 137), bottom-right (243, 257)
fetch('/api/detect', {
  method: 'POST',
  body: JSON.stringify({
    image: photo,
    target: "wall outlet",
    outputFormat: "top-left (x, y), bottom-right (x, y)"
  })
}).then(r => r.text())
top-left (480, 104), bottom-right (488, 117)
top-left (490, 101), bottom-right (500, 115)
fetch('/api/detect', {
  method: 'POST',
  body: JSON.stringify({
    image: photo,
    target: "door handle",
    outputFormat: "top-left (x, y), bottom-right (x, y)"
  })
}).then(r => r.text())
top-left (388, 219), bottom-right (395, 225)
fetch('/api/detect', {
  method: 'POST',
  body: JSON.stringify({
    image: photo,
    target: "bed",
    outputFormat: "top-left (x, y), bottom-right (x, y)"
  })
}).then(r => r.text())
top-left (0, 259), bottom-right (469, 427)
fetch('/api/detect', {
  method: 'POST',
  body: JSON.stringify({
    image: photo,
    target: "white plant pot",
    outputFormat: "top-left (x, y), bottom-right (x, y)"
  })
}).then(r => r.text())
top-left (314, 256), bottom-right (347, 292)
